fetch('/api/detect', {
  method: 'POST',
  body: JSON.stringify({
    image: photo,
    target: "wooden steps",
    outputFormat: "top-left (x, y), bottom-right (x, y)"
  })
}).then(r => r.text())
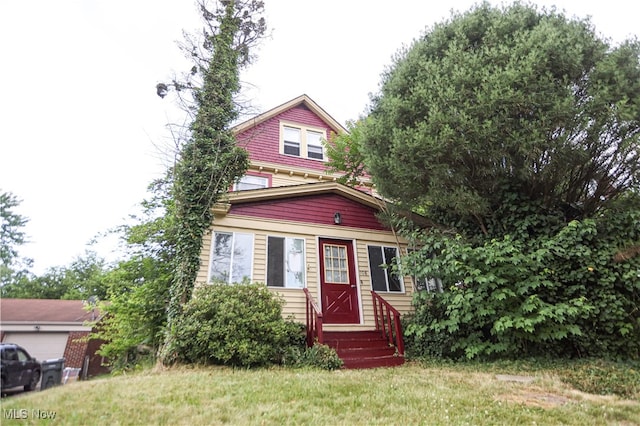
top-left (323, 330), bottom-right (404, 369)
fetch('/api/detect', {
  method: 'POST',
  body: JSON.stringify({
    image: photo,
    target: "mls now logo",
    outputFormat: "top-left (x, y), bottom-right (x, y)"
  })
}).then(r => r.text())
top-left (3, 409), bottom-right (28, 419)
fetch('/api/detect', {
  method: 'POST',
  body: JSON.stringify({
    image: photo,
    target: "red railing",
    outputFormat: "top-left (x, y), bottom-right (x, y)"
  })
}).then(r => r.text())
top-left (303, 288), bottom-right (324, 346)
top-left (371, 291), bottom-right (404, 355)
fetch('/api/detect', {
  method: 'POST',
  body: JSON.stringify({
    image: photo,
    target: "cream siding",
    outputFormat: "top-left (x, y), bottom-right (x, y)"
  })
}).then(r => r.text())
top-left (198, 214), bottom-right (415, 328)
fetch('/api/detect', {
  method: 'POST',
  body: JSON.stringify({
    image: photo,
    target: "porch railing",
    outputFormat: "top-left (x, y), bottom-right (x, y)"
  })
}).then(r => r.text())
top-left (371, 291), bottom-right (405, 355)
top-left (303, 288), bottom-right (324, 347)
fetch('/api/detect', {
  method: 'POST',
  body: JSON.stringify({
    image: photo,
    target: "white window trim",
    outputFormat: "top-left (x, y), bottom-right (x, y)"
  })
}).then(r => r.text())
top-left (366, 244), bottom-right (405, 293)
top-left (279, 121), bottom-right (327, 161)
top-left (208, 231), bottom-right (255, 284)
top-left (233, 174), bottom-right (269, 191)
top-left (266, 235), bottom-right (307, 289)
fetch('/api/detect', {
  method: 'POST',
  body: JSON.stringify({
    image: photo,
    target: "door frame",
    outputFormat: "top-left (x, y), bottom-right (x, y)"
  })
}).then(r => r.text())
top-left (317, 237), bottom-right (362, 324)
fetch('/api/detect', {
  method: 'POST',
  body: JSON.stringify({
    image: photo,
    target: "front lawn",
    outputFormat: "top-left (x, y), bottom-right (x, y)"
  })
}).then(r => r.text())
top-left (1, 361), bottom-right (638, 425)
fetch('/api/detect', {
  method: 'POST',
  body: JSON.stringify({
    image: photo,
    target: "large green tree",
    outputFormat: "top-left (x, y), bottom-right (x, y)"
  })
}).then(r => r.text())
top-left (350, 3), bottom-right (640, 359)
top-left (364, 2), bottom-right (639, 230)
top-left (160, 0), bottom-right (266, 364)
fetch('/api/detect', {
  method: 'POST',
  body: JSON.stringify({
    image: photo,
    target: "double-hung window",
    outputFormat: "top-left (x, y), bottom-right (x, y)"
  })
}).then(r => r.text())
top-left (281, 122), bottom-right (326, 161)
top-left (209, 232), bottom-right (254, 284)
top-left (267, 236), bottom-right (305, 288)
top-left (368, 245), bottom-right (403, 292)
top-left (306, 130), bottom-right (324, 160)
top-left (283, 126), bottom-right (301, 156)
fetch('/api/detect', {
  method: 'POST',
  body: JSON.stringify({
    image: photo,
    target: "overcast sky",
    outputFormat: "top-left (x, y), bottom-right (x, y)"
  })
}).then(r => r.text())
top-left (1, 0), bottom-right (638, 273)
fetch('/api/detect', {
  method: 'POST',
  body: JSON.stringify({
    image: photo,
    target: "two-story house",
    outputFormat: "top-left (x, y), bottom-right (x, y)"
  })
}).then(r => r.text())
top-left (196, 95), bottom-right (415, 367)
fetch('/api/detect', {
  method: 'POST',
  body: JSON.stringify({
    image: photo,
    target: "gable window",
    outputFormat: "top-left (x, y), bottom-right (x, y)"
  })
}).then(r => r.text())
top-left (280, 122), bottom-right (326, 160)
top-left (368, 245), bottom-right (403, 292)
top-left (234, 174), bottom-right (269, 191)
top-left (209, 232), bottom-right (254, 284)
top-left (306, 130), bottom-right (324, 160)
top-left (267, 236), bottom-right (305, 288)
top-left (283, 126), bottom-right (301, 156)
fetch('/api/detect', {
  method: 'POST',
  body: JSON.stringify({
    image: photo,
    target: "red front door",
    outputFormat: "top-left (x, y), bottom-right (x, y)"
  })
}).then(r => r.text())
top-left (319, 238), bottom-right (359, 324)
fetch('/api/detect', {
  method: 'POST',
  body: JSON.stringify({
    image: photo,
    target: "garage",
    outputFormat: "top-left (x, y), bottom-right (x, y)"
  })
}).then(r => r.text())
top-left (2, 332), bottom-right (69, 362)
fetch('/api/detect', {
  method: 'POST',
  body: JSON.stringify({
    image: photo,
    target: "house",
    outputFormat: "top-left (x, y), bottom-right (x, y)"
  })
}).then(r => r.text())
top-left (197, 95), bottom-right (418, 368)
top-left (0, 298), bottom-right (109, 379)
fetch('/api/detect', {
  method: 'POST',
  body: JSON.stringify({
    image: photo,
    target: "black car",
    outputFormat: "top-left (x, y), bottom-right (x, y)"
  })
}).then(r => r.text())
top-left (0, 343), bottom-right (41, 392)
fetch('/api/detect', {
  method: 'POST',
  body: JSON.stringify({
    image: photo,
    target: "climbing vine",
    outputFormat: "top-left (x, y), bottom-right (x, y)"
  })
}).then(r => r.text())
top-left (160, 0), bottom-right (266, 364)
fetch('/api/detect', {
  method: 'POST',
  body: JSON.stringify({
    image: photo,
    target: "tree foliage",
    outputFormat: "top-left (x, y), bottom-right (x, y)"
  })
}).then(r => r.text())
top-left (364, 2), bottom-right (640, 228)
top-left (346, 3), bottom-right (640, 360)
top-left (2, 251), bottom-right (108, 300)
top-left (91, 177), bottom-right (174, 369)
top-left (161, 0), bottom-right (266, 364)
top-left (324, 119), bottom-right (369, 187)
top-left (0, 190), bottom-right (33, 288)
top-left (403, 194), bottom-right (640, 359)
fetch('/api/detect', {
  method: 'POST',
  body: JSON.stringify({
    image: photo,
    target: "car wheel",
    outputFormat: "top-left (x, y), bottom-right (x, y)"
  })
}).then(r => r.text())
top-left (24, 370), bottom-right (40, 391)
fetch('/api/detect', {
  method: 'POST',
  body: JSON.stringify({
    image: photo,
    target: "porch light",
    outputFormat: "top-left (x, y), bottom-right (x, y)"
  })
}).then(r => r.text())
top-left (334, 212), bottom-right (342, 225)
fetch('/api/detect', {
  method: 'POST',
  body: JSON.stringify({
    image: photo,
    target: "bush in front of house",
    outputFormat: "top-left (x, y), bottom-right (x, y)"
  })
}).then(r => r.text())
top-left (283, 343), bottom-right (344, 370)
top-left (169, 282), bottom-right (305, 367)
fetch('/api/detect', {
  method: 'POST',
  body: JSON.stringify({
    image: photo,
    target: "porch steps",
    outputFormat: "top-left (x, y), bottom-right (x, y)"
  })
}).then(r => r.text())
top-left (323, 331), bottom-right (404, 369)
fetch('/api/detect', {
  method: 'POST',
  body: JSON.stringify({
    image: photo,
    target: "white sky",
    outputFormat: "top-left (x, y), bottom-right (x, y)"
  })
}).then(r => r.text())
top-left (1, 0), bottom-right (638, 273)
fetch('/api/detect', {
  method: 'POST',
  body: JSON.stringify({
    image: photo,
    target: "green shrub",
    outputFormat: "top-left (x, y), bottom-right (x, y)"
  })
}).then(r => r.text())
top-left (284, 343), bottom-right (344, 370)
top-left (403, 292), bottom-right (460, 359)
top-left (168, 282), bottom-right (303, 367)
top-left (401, 194), bottom-right (640, 361)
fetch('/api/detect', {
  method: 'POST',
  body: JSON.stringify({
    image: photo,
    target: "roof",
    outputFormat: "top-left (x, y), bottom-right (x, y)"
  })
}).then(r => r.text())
top-left (215, 181), bottom-right (386, 213)
top-left (233, 94), bottom-right (347, 135)
top-left (0, 299), bottom-right (100, 324)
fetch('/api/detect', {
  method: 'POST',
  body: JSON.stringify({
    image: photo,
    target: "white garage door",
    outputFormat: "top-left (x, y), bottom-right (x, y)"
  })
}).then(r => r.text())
top-left (2, 332), bottom-right (69, 362)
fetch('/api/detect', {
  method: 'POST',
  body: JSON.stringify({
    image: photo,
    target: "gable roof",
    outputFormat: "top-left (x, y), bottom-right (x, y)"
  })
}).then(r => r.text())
top-left (0, 299), bottom-right (100, 324)
top-left (218, 181), bottom-right (386, 212)
top-left (233, 94), bottom-right (347, 135)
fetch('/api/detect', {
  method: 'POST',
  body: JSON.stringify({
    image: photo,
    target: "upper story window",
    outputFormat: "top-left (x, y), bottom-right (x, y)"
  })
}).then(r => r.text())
top-left (234, 174), bottom-right (269, 191)
top-left (280, 122), bottom-right (326, 161)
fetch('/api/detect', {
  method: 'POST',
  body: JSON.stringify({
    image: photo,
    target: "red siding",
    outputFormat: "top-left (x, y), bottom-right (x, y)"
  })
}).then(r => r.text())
top-left (231, 193), bottom-right (387, 231)
top-left (237, 104), bottom-right (335, 172)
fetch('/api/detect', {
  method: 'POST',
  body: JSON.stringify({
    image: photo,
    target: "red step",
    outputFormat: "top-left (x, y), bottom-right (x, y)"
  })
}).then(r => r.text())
top-left (322, 330), bottom-right (404, 369)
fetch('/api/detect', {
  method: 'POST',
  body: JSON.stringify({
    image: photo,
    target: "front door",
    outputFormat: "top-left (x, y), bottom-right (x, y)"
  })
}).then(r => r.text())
top-left (319, 238), bottom-right (359, 324)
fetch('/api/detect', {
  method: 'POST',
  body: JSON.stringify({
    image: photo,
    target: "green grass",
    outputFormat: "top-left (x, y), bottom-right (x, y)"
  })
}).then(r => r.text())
top-left (1, 362), bottom-right (638, 425)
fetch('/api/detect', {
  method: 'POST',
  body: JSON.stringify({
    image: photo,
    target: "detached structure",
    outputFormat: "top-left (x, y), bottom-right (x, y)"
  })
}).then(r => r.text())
top-left (196, 95), bottom-right (420, 367)
top-left (0, 298), bottom-right (108, 378)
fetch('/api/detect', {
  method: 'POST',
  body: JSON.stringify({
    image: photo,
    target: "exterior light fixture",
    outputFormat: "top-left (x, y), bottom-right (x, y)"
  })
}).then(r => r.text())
top-left (334, 212), bottom-right (342, 225)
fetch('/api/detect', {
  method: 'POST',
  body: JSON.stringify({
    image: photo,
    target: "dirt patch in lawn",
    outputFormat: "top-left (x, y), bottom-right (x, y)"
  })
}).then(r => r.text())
top-left (497, 389), bottom-right (573, 408)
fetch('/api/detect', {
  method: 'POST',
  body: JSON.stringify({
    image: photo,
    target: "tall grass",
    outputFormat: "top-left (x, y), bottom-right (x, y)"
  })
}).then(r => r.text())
top-left (1, 363), bottom-right (638, 425)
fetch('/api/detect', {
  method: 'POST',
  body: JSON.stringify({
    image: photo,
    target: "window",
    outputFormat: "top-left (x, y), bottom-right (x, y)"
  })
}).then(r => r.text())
top-left (408, 248), bottom-right (443, 293)
top-left (234, 175), bottom-right (269, 191)
top-left (267, 236), bottom-right (305, 288)
top-left (414, 276), bottom-right (443, 293)
top-left (368, 245), bottom-right (403, 292)
top-left (323, 244), bottom-right (349, 283)
top-left (283, 126), bottom-right (301, 156)
top-left (280, 122), bottom-right (326, 160)
top-left (209, 232), bottom-right (254, 283)
top-left (306, 130), bottom-right (324, 160)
